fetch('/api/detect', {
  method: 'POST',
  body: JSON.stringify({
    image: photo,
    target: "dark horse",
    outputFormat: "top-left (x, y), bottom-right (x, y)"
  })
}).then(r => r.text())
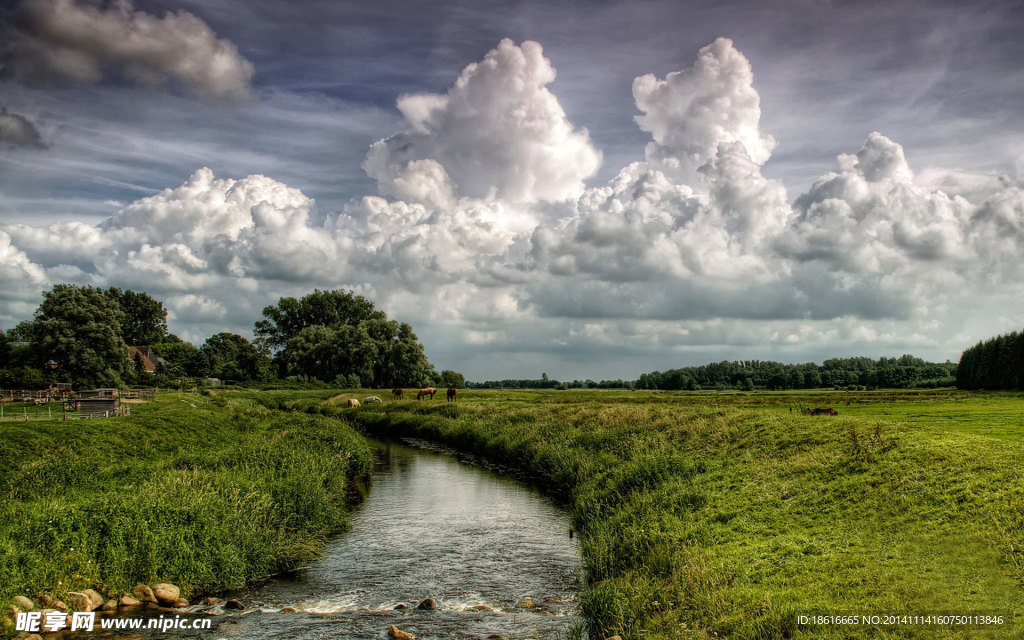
top-left (447, 387), bottom-right (457, 402)
top-left (807, 407), bottom-right (838, 416)
top-left (392, 388), bottom-right (404, 399)
top-left (417, 387), bottom-right (437, 400)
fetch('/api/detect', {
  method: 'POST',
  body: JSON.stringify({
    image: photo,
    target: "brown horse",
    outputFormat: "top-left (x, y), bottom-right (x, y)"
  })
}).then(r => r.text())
top-left (417, 387), bottom-right (437, 400)
top-left (447, 387), bottom-right (457, 402)
top-left (392, 388), bottom-right (404, 399)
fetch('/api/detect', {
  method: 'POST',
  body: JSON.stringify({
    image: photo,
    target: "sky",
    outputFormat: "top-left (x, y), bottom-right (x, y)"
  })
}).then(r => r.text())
top-left (1, 0), bottom-right (1023, 381)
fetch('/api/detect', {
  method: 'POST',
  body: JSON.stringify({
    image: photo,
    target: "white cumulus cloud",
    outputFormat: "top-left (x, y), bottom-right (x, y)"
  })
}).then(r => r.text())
top-left (362, 38), bottom-right (601, 205)
top-left (633, 37), bottom-right (777, 187)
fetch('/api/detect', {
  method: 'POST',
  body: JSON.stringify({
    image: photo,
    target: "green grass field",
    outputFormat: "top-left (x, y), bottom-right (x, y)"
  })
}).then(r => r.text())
top-left (291, 388), bottom-right (1024, 639)
top-left (3, 388), bottom-right (1021, 640)
top-left (0, 391), bottom-right (372, 636)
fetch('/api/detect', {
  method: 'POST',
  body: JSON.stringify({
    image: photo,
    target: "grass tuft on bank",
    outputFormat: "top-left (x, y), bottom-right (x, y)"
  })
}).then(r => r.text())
top-left (0, 392), bottom-right (372, 624)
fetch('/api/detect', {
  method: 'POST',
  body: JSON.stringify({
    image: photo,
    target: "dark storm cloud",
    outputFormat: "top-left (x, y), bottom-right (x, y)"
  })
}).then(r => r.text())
top-left (3, 0), bottom-right (254, 101)
top-left (0, 107), bottom-right (45, 148)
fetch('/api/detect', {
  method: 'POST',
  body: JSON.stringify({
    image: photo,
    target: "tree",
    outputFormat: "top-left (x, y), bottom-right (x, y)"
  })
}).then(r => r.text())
top-left (254, 289), bottom-right (385, 353)
top-left (441, 370), bottom-right (466, 388)
top-left (152, 335), bottom-right (199, 377)
top-left (200, 333), bottom-right (272, 382)
top-left (31, 284), bottom-right (129, 387)
top-left (261, 290), bottom-right (438, 388)
top-left (107, 288), bottom-right (168, 345)
top-left (0, 331), bottom-right (9, 369)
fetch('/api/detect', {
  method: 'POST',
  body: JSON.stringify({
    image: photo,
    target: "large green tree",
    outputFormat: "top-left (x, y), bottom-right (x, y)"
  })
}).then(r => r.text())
top-left (31, 284), bottom-right (130, 387)
top-left (151, 334), bottom-right (200, 378)
top-left (200, 332), bottom-right (273, 382)
top-left (254, 289), bottom-right (384, 352)
top-left (262, 290), bottom-right (438, 387)
top-left (106, 287), bottom-right (168, 345)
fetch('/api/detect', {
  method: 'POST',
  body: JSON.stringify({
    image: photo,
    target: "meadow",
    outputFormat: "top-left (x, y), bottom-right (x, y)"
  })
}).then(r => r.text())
top-left (2, 387), bottom-right (1021, 640)
top-left (285, 388), bottom-right (1024, 639)
top-left (0, 391), bottom-right (372, 635)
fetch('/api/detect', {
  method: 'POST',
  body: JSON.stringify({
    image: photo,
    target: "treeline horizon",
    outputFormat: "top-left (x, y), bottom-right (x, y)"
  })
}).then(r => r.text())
top-left (470, 354), bottom-right (958, 391)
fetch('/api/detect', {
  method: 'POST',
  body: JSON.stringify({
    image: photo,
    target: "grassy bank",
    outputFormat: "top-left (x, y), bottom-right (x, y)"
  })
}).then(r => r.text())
top-left (307, 389), bottom-right (1023, 639)
top-left (0, 391), bottom-right (372, 630)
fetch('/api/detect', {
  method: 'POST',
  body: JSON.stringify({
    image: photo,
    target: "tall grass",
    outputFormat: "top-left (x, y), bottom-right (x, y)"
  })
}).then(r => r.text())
top-left (0, 393), bottom-right (372, 629)
top-left (312, 389), bottom-right (1024, 639)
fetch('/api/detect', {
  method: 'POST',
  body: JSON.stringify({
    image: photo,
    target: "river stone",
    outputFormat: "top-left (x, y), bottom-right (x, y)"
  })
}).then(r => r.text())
top-left (394, 603), bottom-right (408, 610)
top-left (543, 598), bottom-right (562, 604)
top-left (279, 607), bottom-right (298, 613)
top-left (25, 635), bottom-right (44, 640)
top-left (415, 598), bottom-right (436, 610)
top-left (151, 583), bottom-right (180, 605)
top-left (82, 589), bottom-right (104, 610)
top-left (539, 610), bottom-right (553, 616)
top-left (225, 599), bottom-right (245, 610)
top-left (13, 596), bottom-right (34, 611)
top-left (516, 597), bottom-right (535, 608)
top-left (102, 599), bottom-right (118, 611)
top-left (607, 636), bottom-right (622, 640)
top-left (470, 604), bottom-right (493, 612)
top-left (203, 597), bottom-right (225, 606)
top-left (487, 635), bottom-right (509, 640)
top-left (132, 584), bottom-right (157, 604)
top-left (172, 598), bottom-right (189, 608)
top-left (40, 595), bottom-right (67, 611)
top-left (388, 625), bottom-right (416, 640)
top-left (119, 595), bottom-right (141, 607)
top-left (67, 592), bottom-right (96, 612)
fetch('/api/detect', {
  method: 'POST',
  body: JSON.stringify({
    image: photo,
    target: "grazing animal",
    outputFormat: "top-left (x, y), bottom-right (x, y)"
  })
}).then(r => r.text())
top-left (347, 398), bottom-right (361, 408)
top-left (417, 387), bottom-right (437, 400)
top-left (447, 387), bottom-right (457, 402)
top-left (807, 407), bottom-right (837, 416)
top-left (392, 388), bottom-right (404, 399)
top-left (363, 396), bottom-right (383, 404)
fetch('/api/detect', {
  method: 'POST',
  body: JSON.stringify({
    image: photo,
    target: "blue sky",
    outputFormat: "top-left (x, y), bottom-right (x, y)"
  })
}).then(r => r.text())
top-left (2, 0), bottom-right (1023, 380)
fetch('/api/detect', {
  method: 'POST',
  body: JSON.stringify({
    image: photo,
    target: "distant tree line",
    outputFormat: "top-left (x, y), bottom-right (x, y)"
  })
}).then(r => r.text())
top-left (635, 356), bottom-right (957, 391)
top-left (1, 285), bottom-right (460, 390)
top-left (467, 356), bottom-right (958, 391)
top-left (467, 373), bottom-right (633, 390)
top-left (956, 330), bottom-right (1024, 390)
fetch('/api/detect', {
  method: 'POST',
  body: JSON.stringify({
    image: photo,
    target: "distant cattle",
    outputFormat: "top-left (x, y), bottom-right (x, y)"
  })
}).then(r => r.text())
top-left (447, 387), bottom-right (457, 402)
top-left (417, 387), bottom-right (437, 400)
top-left (363, 396), bottom-right (383, 404)
top-left (347, 398), bottom-right (361, 408)
top-left (392, 388), bottom-right (404, 399)
top-left (807, 407), bottom-right (838, 416)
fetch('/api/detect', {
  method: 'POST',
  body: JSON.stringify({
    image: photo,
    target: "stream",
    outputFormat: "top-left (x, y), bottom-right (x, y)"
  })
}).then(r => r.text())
top-left (91, 436), bottom-right (582, 640)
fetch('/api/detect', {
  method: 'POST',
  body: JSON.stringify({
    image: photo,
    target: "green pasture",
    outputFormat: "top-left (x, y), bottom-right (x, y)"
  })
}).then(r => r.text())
top-left (293, 387), bottom-right (1024, 640)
